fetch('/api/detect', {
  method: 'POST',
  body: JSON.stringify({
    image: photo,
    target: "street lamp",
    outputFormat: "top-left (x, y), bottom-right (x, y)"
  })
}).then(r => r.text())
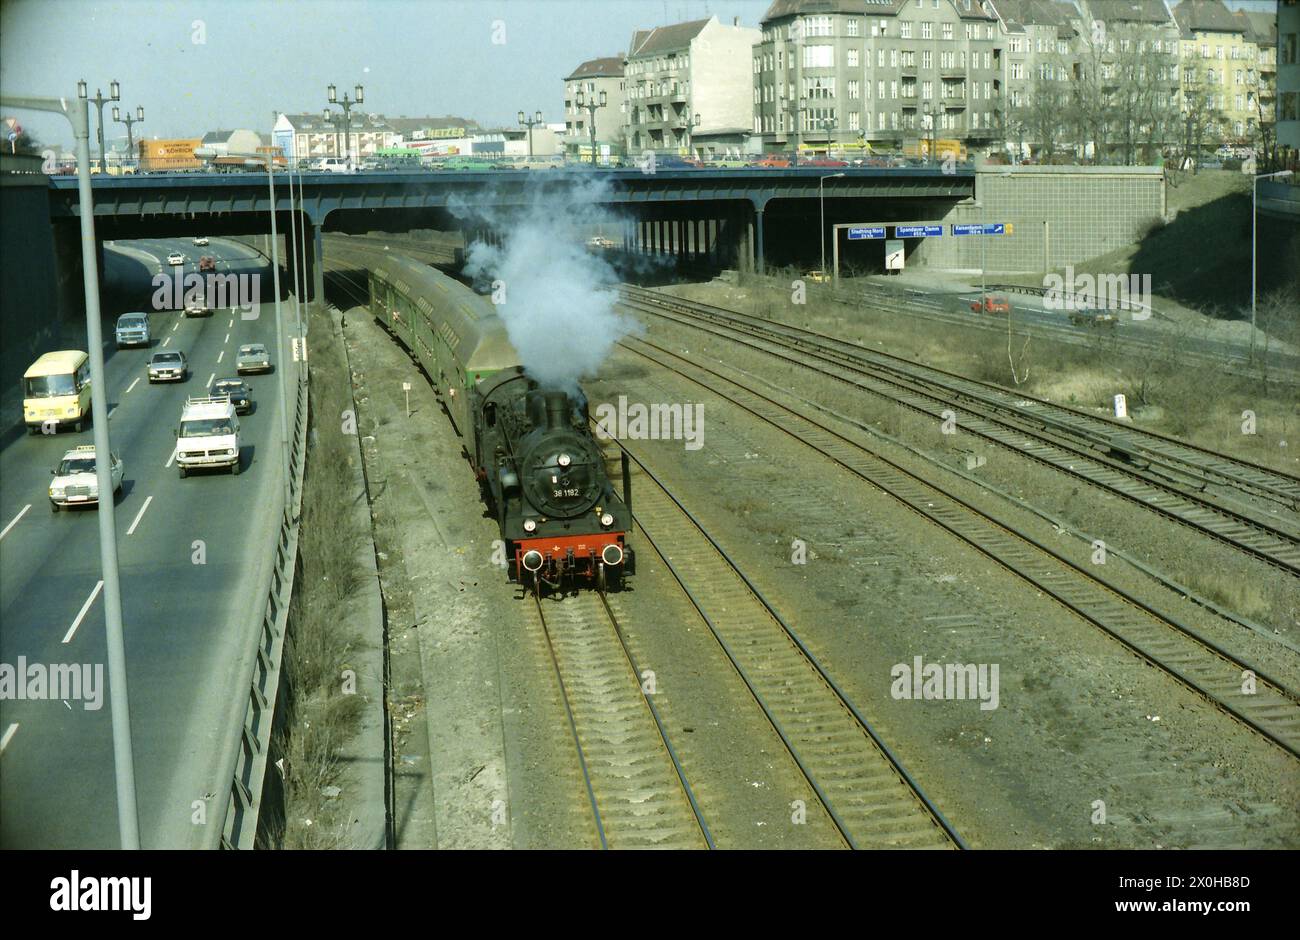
top-left (575, 89), bottom-right (606, 166)
top-left (518, 110), bottom-right (544, 158)
top-left (325, 83), bottom-right (364, 169)
top-left (789, 96), bottom-right (809, 166)
top-left (3, 87), bottom-right (139, 848)
top-left (112, 105), bottom-right (144, 164)
top-left (1251, 168), bottom-right (1293, 360)
top-left (820, 172), bottom-right (845, 278)
top-left (78, 78), bottom-right (119, 172)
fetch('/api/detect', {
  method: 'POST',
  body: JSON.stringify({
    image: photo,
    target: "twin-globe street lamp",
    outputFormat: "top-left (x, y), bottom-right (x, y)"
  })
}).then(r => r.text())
top-left (112, 105), bottom-right (144, 163)
top-left (518, 110), bottom-right (544, 159)
top-left (1, 87), bottom-right (139, 848)
top-left (1250, 168), bottom-right (1294, 361)
top-left (574, 89), bottom-right (606, 166)
top-left (324, 83), bottom-right (364, 169)
top-left (78, 78), bottom-right (118, 172)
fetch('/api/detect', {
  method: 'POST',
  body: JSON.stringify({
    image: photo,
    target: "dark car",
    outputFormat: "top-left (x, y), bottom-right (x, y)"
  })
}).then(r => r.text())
top-left (210, 377), bottom-right (253, 414)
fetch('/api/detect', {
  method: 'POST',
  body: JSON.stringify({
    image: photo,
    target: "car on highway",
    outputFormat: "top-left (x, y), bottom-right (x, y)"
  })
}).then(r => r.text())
top-left (971, 294), bottom-right (1010, 315)
top-left (176, 396), bottom-right (241, 477)
top-left (1069, 307), bottom-right (1119, 328)
top-left (235, 343), bottom-right (271, 374)
top-left (49, 444), bottom-right (123, 512)
top-left (210, 377), bottom-right (253, 414)
top-left (114, 312), bottom-right (151, 348)
top-left (148, 350), bottom-right (188, 383)
top-left (184, 300), bottom-right (212, 317)
top-left (313, 157), bottom-right (352, 173)
top-left (167, 251), bottom-right (185, 266)
top-left (192, 236), bottom-right (209, 246)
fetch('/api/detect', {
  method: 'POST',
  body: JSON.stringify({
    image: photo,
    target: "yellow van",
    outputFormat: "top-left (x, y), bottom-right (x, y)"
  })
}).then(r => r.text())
top-left (23, 350), bottom-right (92, 434)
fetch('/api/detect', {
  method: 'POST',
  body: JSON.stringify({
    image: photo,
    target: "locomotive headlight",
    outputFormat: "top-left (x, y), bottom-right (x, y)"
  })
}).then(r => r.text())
top-left (600, 512), bottom-right (614, 527)
top-left (557, 453), bottom-right (571, 467)
top-left (523, 518), bottom-right (537, 532)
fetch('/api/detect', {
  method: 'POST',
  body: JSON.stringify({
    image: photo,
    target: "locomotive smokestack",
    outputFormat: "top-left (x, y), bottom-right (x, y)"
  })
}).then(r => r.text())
top-left (544, 390), bottom-right (569, 430)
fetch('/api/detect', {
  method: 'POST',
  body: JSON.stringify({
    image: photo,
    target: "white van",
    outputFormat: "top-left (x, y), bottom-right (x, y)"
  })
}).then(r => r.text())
top-left (175, 396), bottom-right (241, 477)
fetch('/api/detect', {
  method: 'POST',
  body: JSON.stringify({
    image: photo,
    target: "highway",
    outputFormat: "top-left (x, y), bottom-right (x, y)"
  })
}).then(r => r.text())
top-left (0, 237), bottom-right (296, 848)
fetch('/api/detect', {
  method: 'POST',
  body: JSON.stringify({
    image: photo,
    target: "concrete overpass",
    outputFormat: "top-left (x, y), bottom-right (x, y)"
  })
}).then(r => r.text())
top-left (42, 166), bottom-right (975, 300)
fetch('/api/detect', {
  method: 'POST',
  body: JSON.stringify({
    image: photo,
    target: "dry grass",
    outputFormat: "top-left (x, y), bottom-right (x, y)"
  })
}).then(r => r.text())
top-left (277, 304), bottom-right (371, 848)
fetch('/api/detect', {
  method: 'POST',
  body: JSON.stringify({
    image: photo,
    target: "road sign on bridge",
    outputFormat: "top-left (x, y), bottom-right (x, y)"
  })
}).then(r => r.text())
top-left (847, 226), bottom-right (886, 240)
top-left (952, 222), bottom-right (1005, 236)
top-left (895, 224), bottom-right (943, 237)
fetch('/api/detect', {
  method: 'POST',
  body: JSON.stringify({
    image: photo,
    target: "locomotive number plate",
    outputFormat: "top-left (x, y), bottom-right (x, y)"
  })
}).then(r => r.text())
top-left (553, 488), bottom-right (581, 498)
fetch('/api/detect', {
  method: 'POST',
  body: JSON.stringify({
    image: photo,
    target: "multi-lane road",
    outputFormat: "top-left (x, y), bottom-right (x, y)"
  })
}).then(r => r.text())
top-left (0, 237), bottom-right (296, 848)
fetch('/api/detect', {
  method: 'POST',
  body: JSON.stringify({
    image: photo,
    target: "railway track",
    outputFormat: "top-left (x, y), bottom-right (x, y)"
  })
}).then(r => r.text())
top-left (529, 589), bottom-right (711, 849)
top-left (611, 436), bottom-right (965, 849)
top-left (618, 286), bottom-right (1300, 576)
top-left (613, 332), bottom-right (1300, 762)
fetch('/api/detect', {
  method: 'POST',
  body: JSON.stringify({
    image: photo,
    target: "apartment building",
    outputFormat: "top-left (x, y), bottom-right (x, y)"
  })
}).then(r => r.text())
top-left (753, 0), bottom-right (1006, 155)
top-left (563, 56), bottom-right (627, 159)
top-left (1282, 0), bottom-right (1299, 151)
top-left (1173, 0), bottom-right (1269, 142)
top-left (272, 112), bottom-right (404, 163)
top-left (987, 1), bottom-right (1080, 154)
top-left (625, 16), bottom-right (761, 156)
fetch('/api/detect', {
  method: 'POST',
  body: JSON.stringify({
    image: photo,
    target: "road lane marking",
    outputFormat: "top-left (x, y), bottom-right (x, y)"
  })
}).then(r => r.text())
top-left (107, 406), bottom-right (117, 420)
top-left (216, 350), bottom-right (224, 363)
top-left (0, 505), bottom-right (31, 540)
top-left (207, 372), bottom-right (215, 387)
top-left (162, 336), bottom-right (171, 347)
top-left (173, 321), bottom-right (180, 332)
top-left (126, 495), bottom-right (153, 536)
top-left (165, 444), bottom-right (178, 468)
top-left (0, 724), bottom-right (17, 754)
top-left (63, 581), bottom-right (104, 644)
top-left (125, 377), bottom-right (140, 395)
top-left (228, 318), bottom-right (234, 328)
top-left (224, 333), bottom-right (230, 344)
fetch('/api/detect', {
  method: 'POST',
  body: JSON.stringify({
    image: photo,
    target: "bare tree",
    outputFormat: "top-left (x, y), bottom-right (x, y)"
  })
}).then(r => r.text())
top-left (1180, 57), bottom-right (1227, 170)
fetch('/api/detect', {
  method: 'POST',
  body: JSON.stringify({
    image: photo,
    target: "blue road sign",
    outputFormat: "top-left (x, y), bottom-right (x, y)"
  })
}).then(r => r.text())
top-left (847, 226), bottom-right (886, 240)
top-left (896, 224), bottom-right (943, 238)
top-left (952, 223), bottom-right (1005, 236)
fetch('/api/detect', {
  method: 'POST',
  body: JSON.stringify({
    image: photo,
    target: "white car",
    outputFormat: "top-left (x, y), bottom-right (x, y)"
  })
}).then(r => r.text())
top-left (49, 445), bottom-right (123, 511)
top-left (167, 251), bottom-right (186, 266)
top-left (192, 236), bottom-right (209, 246)
top-left (313, 157), bottom-right (352, 173)
top-left (176, 396), bottom-right (241, 477)
top-left (148, 350), bottom-right (188, 383)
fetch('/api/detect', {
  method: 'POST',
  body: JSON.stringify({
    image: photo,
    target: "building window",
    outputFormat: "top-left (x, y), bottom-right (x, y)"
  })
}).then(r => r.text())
top-left (879, 48), bottom-right (886, 67)
top-left (890, 49), bottom-right (898, 67)
top-left (942, 23), bottom-right (953, 41)
top-left (921, 22), bottom-right (932, 40)
top-left (922, 50), bottom-right (932, 69)
top-left (847, 18), bottom-right (859, 37)
top-left (804, 45), bottom-right (834, 68)
top-left (1282, 33), bottom-right (1297, 65)
top-left (848, 111), bottom-right (860, 130)
top-left (901, 22), bottom-right (913, 39)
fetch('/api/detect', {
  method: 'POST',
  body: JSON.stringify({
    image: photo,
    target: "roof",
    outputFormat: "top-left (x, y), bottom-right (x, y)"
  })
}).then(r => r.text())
top-left (566, 56), bottom-right (626, 80)
top-left (1088, 0), bottom-right (1175, 25)
top-left (763, 0), bottom-right (906, 21)
top-left (628, 18), bottom-right (711, 57)
top-left (1234, 9), bottom-right (1276, 45)
top-left (1172, 0), bottom-right (1244, 36)
top-left (201, 130), bottom-right (235, 144)
top-left (988, 0), bottom-right (1079, 32)
top-left (25, 350), bottom-right (86, 377)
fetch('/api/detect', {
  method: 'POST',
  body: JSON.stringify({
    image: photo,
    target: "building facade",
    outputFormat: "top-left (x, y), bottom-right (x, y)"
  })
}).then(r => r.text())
top-left (563, 56), bottom-right (627, 160)
top-left (1278, 0), bottom-right (1299, 152)
top-left (753, 0), bottom-right (1005, 156)
top-left (1173, 0), bottom-right (1266, 144)
top-left (626, 16), bottom-right (760, 156)
top-left (988, 1), bottom-right (1080, 157)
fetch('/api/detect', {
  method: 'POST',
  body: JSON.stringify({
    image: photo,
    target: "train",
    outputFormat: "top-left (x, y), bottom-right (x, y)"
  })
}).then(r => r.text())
top-left (367, 253), bottom-right (633, 593)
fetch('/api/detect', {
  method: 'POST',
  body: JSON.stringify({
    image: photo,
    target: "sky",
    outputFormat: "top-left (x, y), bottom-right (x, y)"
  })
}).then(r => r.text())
top-left (0, 0), bottom-right (1282, 150)
top-left (0, 0), bottom-right (772, 150)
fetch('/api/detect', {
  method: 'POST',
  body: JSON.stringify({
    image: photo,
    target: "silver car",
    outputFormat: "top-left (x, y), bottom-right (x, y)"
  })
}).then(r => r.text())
top-left (235, 343), bottom-right (271, 374)
top-left (148, 350), bottom-right (188, 383)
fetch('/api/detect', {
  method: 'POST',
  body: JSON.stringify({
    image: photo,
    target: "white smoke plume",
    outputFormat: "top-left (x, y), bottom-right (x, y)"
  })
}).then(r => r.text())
top-left (452, 175), bottom-right (636, 393)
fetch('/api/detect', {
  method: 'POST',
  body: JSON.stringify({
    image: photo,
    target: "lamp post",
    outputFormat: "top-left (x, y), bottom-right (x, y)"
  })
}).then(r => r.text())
top-left (789, 96), bottom-right (808, 165)
top-left (820, 172), bottom-right (845, 278)
top-left (79, 79), bottom-right (119, 172)
top-left (820, 115), bottom-right (838, 158)
top-left (2, 88), bottom-right (139, 848)
top-left (518, 110), bottom-right (544, 158)
top-left (923, 103), bottom-right (935, 166)
top-left (112, 105), bottom-right (144, 165)
top-left (1251, 168), bottom-right (1293, 361)
top-left (575, 89), bottom-right (606, 166)
top-left (325, 83), bottom-right (364, 169)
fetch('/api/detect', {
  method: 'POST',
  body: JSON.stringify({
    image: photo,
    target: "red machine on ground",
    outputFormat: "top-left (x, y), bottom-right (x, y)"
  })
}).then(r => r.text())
top-left (971, 295), bottom-right (1010, 314)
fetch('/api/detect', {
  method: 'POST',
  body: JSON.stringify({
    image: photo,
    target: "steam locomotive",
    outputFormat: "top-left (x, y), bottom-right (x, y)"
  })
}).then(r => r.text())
top-left (367, 253), bottom-right (632, 592)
